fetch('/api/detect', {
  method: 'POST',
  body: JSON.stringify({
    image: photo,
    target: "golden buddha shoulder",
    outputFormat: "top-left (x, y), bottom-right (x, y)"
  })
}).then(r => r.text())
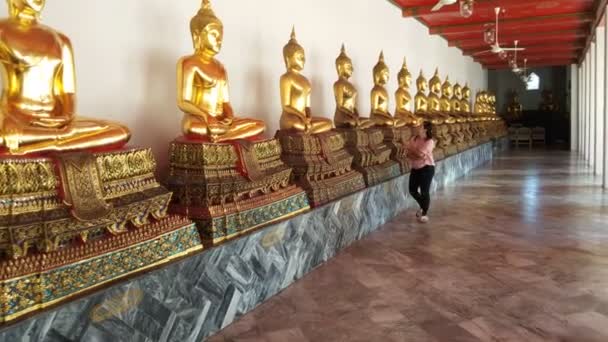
top-left (369, 52), bottom-right (405, 128)
top-left (279, 28), bottom-right (332, 134)
top-left (333, 45), bottom-right (374, 129)
top-left (177, 0), bottom-right (264, 142)
top-left (0, 0), bottom-right (130, 155)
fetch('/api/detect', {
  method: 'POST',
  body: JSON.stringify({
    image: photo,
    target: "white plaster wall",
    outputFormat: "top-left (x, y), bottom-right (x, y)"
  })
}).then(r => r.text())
top-left (0, 0), bottom-right (486, 169)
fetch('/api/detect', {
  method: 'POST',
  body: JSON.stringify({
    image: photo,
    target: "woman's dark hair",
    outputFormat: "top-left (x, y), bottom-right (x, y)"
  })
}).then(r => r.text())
top-left (423, 121), bottom-right (433, 140)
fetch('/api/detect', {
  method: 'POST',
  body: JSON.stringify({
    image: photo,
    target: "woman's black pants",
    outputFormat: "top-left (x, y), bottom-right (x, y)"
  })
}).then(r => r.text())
top-left (409, 165), bottom-right (435, 215)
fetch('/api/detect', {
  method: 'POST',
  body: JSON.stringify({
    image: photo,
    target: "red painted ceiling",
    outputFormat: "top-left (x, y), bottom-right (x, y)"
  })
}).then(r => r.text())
top-left (391, 0), bottom-right (605, 69)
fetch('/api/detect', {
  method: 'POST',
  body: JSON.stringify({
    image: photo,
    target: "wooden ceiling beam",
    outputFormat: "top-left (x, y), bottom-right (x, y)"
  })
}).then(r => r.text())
top-left (402, 0), bottom-right (496, 18)
top-left (485, 60), bottom-right (576, 69)
top-left (429, 13), bottom-right (593, 35)
top-left (449, 29), bottom-right (588, 47)
top-left (463, 43), bottom-right (585, 56)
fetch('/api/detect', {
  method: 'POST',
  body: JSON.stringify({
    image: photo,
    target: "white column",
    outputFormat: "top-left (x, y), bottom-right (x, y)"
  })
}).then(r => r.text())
top-left (571, 64), bottom-right (579, 151)
top-left (604, 14), bottom-right (608, 188)
top-left (584, 59), bottom-right (588, 157)
top-left (589, 48), bottom-right (593, 164)
top-left (597, 28), bottom-right (605, 176)
top-left (591, 42), bottom-right (596, 168)
top-left (592, 33), bottom-right (605, 175)
top-left (580, 63), bottom-right (584, 154)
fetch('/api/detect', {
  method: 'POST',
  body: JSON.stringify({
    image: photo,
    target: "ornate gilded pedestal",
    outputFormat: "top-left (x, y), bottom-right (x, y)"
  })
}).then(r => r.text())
top-left (0, 148), bottom-right (201, 323)
top-left (444, 125), bottom-right (458, 157)
top-left (168, 137), bottom-right (310, 244)
top-left (275, 130), bottom-right (366, 207)
top-left (335, 128), bottom-right (401, 187)
top-left (375, 127), bottom-right (412, 173)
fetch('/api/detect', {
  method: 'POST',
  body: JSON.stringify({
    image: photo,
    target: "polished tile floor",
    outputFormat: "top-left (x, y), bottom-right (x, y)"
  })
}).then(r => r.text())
top-left (210, 150), bottom-right (608, 342)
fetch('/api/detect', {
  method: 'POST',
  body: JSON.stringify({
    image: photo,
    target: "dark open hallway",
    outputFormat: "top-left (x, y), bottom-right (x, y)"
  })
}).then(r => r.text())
top-left (210, 150), bottom-right (608, 342)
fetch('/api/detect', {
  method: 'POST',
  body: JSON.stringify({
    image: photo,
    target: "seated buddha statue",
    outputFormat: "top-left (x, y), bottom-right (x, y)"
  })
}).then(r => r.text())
top-left (461, 83), bottom-right (472, 113)
top-left (506, 91), bottom-right (523, 119)
top-left (370, 52), bottom-right (406, 128)
top-left (440, 76), bottom-right (456, 124)
top-left (474, 91), bottom-right (485, 115)
top-left (428, 69), bottom-right (442, 114)
top-left (488, 92), bottom-right (497, 116)
top-left (333, 45), bottom-right (374, 129)
top-left (415, 70), bottom-right (443, 124)
top-left (0, 0), bottom-right (130, 155)
top-left (394, 58), bottom-right (421, 126)
top-left (439, 76), bottom-right (452, 114)
top-left (451, 83), bottom-right (463, 114)
top-left (280, 28), bottom-right (333, 134)
top-left (178, 0), bottom-right (265, 142)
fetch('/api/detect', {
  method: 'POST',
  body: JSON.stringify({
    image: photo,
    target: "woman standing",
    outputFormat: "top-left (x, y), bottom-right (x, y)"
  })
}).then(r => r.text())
top-left (406, 122), bottom-right (436, 223)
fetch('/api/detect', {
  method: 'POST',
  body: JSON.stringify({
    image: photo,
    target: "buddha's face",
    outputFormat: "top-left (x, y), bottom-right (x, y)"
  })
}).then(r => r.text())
top-left (398, 74), bottom-right (411, 87)
top-left (417, 79), bottom-right (428, 92)
top-left (463, 89), bottom-right (470, 100)
top-left (374, 68), bottom-right (389, 86)
top-left (193, 22), bottom-right (223, 55)
top-left (454, 86), bottom-right (462, 98)
top-left (286, 48), bottom-right (305, 71)
top-left (9, 0), bottom-right (45, 17)
top-left (442, 85), bottom-right (453, 98)
top-left (430, 81), bottom-right (441, 96)
top-left (338, 61), bottom-right (353, 79)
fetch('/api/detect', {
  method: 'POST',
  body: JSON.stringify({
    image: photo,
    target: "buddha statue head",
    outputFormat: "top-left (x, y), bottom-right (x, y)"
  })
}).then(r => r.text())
top-left (463, 83), bottom-right (471, 100)
top-left (335, 44), bottom-right (353, 79)
top-left (416, 70), bottom-right (428, 93)
top-left (397, 58), bottom-right (412, 88)
top-left (8, 0), bottom-right (44, 21)
top-left (283, 27), bottom-right (305, 72)
top-left (454, 83), bottom-right (462, 100)
top-left (373, 51), bottom-right (389, 86)
top-left (429, 68), bottom-right (442, 97)
top-left (441, 76), bottom-right (453, 99)
top-left (190, 0), bottom-right (223, 57)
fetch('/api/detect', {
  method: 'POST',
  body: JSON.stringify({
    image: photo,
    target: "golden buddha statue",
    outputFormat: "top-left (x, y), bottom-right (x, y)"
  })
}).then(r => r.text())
top-left (370, 52), bottom-right (405, 128)
top-left (439, 76), bottom-right (452, 113)
top-left (451, 83), bottom-right (463, 113)
top-left (474, 91), bottom-right (485, 114)
top-left (0, 0), bottom-right (130, 155)
top-left (428, 69), bottom-right (442, 113)
top-left (394, 58), bottom-right (421, 126)
top-left (461, 83), bottom-right (472, 113)
top-left (333, 45), bottom-right (374, 129)
top-left (178, 0), bottom-right (265, 142)
top-left (414, 70), bottom-right (429, 114)
top-left (489, 93), bottom-right (497, 115)
top-left (507, 90), bottom-right (523, 119)
top-left (280, 28), bottom-right (333, 134)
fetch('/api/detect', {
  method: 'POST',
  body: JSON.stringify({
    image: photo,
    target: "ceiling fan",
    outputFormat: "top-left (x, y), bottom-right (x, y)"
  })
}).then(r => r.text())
top-left (431, 0), bottom-right (475, 17)
top-left (475, 7), bottom-right (525, 56)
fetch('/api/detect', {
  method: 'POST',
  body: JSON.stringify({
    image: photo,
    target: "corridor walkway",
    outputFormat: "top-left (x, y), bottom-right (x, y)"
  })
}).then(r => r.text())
top-left (210, 150), bottom-right (608, 342)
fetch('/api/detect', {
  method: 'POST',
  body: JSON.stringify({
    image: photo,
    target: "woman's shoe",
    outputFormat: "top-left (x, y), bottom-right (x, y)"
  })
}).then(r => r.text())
top-left (418, 216), bottom-right (429, 223)
top-left (416, 209), bottom-right (423, 218)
